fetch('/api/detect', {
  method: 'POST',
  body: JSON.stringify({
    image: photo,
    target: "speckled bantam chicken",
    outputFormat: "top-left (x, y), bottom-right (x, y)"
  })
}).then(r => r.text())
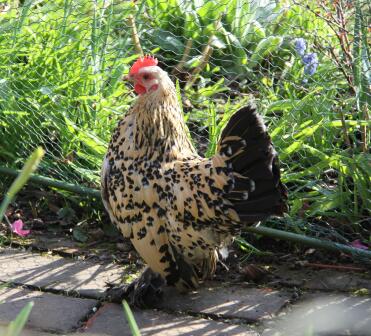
top-left (101, 55), bottom-right (287, 306)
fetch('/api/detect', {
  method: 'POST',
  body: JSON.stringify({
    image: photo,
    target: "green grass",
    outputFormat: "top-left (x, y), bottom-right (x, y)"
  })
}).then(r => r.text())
top-left (0, 0), bottom-right (369, 240)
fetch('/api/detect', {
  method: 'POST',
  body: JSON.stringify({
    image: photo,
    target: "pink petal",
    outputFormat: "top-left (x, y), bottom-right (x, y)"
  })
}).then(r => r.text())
top-left (11, 219), bottom-right (24, 231)
top-left (11, 219), bottom-right (31, 237)
top-left (350, 239), bottom-right (369, 250)
top-left (15, 228), bottom-right (31, 237)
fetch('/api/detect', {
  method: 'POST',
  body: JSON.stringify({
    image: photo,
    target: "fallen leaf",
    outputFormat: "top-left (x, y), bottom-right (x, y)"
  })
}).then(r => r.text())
top-left (240, 264), bottom-right (268, 281)
top-left (72, 227), bottom-right (88, 243)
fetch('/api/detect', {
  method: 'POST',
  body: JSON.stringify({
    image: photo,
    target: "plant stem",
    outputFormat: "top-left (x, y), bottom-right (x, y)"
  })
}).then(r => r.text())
top-left (186, 39), bottom-right (213, 89)
top-left (0, 166), bottom-right (101, 198)
top-left (172, 38), bottom-right (193, 74)
top-left (245, 226), bottom-right (371, 260)
top-left (122, 300), bottom-right (141, 336)
top-left (361, 104), bottom-right (369, 152)
top-left (128, 14), bottom-right (143, 56)
top-left (185, 15), bottom-right (222, 89)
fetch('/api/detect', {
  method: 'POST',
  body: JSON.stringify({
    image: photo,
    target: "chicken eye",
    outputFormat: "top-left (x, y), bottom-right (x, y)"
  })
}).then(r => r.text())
top-left (142, 74), bottom-right (150, 81)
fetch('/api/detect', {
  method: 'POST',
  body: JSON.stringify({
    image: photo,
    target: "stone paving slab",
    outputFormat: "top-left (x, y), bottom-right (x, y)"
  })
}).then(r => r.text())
top-left (0, 287), bottom-right (98, 333)
top-left (157, 282), bottom-right (291, 322)
top-left (0, 326), bottom-right (56, 336)
top-left (262, 292), bottom-right (371, 336)
top-left (83, 303), bottom-right (258, 336)
top-left (0, 248), bottom-right (126, 298)
top-left (31, 236), bottom-right (83, 255)
top-left (0, 326), bottom-right (106, 336)
top-left (304, 270), bottom-right (371, 292)
top-left (272, 266), bottom-right (371, 292)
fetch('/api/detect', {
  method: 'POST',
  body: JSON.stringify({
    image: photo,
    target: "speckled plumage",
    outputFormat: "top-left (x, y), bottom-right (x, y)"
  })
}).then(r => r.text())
top-left (101, 65), bottom-right (287, 292)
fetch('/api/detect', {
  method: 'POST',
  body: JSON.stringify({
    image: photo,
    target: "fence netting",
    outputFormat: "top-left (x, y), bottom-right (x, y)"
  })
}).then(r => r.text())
top-left (0, 0), bottom-right (370, 258)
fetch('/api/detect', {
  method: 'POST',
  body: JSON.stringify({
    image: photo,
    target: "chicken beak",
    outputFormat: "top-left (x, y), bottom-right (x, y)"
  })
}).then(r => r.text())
top-left (122, 74), bottom-right (130, 81)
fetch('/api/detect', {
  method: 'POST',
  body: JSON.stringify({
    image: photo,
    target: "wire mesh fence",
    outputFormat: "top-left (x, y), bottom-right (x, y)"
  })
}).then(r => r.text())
top-left (0, 0), bottom-right (370, 256)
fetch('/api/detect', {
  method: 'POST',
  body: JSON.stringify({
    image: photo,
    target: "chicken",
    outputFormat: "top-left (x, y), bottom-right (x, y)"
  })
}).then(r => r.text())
top-left (101, 55), bottom-right (287, 306)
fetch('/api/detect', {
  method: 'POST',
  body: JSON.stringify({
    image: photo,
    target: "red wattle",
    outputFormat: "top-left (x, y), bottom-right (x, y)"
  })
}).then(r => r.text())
top-left (134, 83), bottom-right (146, 95)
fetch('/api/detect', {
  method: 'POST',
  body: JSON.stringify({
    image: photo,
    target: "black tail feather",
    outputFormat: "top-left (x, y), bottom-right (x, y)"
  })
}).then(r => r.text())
top-left (218, 105), bottom-right (288, 224)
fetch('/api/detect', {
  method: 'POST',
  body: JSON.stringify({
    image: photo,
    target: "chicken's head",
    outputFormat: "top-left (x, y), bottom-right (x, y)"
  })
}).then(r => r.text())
top-left (127, 55), bottom-right (168, 95)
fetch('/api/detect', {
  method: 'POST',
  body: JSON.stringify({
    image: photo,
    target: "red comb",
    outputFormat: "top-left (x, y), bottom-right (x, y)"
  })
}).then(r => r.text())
top-left (129, 55), bottom-right (158, 75)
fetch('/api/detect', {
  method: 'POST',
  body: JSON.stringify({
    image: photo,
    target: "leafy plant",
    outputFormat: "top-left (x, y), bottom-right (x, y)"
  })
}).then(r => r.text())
top-left (0, 0), bottom-right (369, 243)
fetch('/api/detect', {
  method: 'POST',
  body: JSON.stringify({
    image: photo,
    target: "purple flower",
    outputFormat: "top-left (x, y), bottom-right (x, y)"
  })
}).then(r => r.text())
top-left (302, 52), bottom-right (318, 75)
top-left (294, 38), bottom-right (306, 56)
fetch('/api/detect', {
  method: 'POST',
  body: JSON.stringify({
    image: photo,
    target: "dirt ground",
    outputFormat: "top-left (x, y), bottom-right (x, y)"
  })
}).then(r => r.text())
top-left (1, 188), bottom-right (371, 335)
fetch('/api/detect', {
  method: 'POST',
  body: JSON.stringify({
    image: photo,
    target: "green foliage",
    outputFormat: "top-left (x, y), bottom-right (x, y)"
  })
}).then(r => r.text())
top-left (0, 0), bottom-right (369, 239)
top-left (141, 0), bottom-right (285, 74)
top-left (0, 0), bottom-right (135, 184)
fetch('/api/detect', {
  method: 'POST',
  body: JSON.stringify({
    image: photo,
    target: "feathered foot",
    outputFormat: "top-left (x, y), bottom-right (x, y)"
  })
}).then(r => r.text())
top-left (105, 267), bottom-right (165, 308)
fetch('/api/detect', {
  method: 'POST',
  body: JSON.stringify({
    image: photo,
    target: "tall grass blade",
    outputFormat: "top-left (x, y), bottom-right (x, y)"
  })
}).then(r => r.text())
top-left (0, 147), bottom-right (44, 222)
top-left (5, 301), bottom-right (34, 336)
top-left (122, 300), bottom-right (141, 336)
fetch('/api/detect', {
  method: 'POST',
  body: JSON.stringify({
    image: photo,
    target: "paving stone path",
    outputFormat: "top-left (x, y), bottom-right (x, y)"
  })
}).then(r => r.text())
top-left (0, 246), bottom-right (370, 335)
